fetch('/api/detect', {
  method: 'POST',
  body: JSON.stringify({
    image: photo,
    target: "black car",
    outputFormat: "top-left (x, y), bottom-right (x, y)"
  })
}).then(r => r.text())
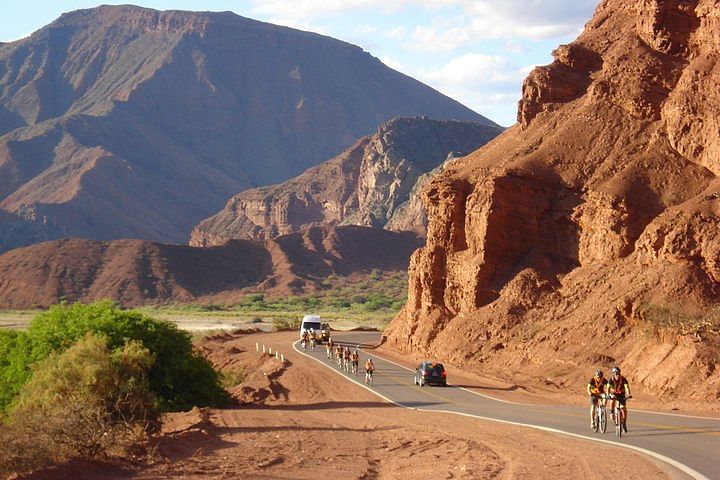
top-left (414, 361), bottom-right (447, 387)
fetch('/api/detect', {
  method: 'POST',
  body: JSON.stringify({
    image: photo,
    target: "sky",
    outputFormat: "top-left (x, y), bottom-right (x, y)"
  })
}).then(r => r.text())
top-left (1, 1), bottom-right (600, 127)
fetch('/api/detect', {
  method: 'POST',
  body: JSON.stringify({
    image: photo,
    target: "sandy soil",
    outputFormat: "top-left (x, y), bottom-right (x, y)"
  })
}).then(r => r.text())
top-left (22, 330), bottom-right (673, 480)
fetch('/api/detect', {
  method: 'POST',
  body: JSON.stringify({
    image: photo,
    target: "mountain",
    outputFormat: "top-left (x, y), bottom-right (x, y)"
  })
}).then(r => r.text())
top-left (0, 5), bottom-right (493, 253)
top-left (190, 116), bottom-right (503, 245)
top-left (385, 0), bottom-right (720, 403)
top-left (0, 225), bottom-right (422, 308)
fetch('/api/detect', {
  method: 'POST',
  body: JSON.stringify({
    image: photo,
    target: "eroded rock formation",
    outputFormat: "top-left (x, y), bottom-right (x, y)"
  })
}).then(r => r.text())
top-left (386, 0), bottom-right (720, 404)
top-left (190, 117), bottom-right (503, 245)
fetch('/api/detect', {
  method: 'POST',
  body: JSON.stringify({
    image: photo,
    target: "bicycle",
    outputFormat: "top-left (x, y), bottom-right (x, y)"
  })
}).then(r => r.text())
top-left (365, 370), bottom-right (374, 386)
top-left (609, 394), bottom-right (630, 437)
top-left (592, 394), bottom-right (607, 433)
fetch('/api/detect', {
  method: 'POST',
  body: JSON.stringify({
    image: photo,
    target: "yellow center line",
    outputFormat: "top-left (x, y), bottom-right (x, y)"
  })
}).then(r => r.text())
top-left (377, 372), bottom-right (720, 437)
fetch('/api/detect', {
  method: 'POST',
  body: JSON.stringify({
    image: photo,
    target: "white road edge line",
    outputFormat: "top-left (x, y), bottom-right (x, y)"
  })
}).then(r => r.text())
top-left (292, 340), bottom-right (709, 480)
top-left (356, 342), bottom-right (720, 420)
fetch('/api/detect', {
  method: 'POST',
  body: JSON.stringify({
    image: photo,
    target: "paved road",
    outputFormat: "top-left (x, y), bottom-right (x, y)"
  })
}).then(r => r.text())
top-left (295, 331), bottom-right (720, 480)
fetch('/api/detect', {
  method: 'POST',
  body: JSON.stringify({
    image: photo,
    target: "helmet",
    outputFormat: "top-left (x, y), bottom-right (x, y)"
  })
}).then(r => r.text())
top-left (611, 366), bottom-right (620, 375)
top-left (595, 370), bottom-right (603, 378)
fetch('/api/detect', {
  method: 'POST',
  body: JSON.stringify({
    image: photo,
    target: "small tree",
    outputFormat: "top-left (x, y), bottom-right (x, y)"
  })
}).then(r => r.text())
top-left (1, 333), bottom-right (158, 476)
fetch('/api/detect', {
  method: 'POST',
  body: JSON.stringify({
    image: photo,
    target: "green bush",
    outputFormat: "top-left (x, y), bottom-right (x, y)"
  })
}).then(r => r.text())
top-left (0, 301), bottom-right (228, 413)
top-left (272, 317), bottom-right (302, 331)
top-left (0, 333), bottom-right (157, 476)
top-left (0, 330), bottom-right (33, 413)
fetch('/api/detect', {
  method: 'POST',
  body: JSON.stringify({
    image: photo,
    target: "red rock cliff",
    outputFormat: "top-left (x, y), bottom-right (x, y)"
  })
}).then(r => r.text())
top-left (386, 0), bottom-right (720, 405)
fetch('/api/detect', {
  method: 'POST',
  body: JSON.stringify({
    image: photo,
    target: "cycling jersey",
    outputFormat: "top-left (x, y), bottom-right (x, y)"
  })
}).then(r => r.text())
top-left (365, 362), bottom-right (374, 372)
top-left (608, 375), bottom-right (629, 396)
top-left (588, 376), bottom-right (608, 395)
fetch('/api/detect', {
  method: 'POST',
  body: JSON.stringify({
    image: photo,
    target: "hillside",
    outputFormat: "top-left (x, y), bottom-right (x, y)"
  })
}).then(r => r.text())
top-left (0, 225), bottom-right (422, 308)
top-left (190, 117), bottom-right (503, 245)
top-left (385, 0), bottom-right (720, 405)
top-left (0, 5), bottom-right (492, 253)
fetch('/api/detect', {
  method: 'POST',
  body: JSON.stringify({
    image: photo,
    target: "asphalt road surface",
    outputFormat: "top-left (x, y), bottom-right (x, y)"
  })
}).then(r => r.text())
top-left (295, 331), bottom-right (720, 480)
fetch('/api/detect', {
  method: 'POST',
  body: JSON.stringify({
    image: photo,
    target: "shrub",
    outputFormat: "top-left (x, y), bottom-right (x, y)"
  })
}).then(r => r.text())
top-left (0, 330), bottom-right (33, 412)
top-left (220, 365), bottom-right (247, 388)
top-left (272, 317), bottom-right (301, 331)
top-left (1, 301), bottom-right (228, 412)
top-left (0, 333), bottom-right (157, 476)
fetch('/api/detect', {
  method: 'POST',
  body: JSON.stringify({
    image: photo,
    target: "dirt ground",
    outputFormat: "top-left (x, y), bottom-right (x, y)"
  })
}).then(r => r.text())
top-left (22, 330), bottom-right (677, 480)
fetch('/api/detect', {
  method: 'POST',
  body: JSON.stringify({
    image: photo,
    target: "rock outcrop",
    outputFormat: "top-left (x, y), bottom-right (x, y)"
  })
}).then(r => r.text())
top-left (0, 225), bottom-right (422, 308)
top-left (0, 6), bottom-right (493, 253)
top-left (385, 0), bottom-right (720, 404)
top-left (190, 117), bottom-right (503, 245)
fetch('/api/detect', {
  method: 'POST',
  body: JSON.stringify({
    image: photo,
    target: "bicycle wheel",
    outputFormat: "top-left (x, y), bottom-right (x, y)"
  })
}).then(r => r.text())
top-left (592, 408), bottom-right (599, 433)
top-left (615, 407), bottom-right (622, 437)
top-left (599, 407), bottom-right (607, 433)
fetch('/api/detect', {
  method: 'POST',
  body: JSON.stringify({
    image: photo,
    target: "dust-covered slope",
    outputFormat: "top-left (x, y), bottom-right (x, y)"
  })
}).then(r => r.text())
top-left (0, 5), bottom-right (492, 252)
top-left (385, 0), bottom-right (720, 404)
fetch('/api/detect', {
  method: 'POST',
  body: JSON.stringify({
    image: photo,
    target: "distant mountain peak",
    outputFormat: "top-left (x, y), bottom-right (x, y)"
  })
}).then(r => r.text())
top-left (0, 6), bottom-right (495, 253)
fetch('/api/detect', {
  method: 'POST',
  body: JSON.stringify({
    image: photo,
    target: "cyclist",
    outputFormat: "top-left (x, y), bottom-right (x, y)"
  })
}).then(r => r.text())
top-left (587, 369), bottom-right (608, 429)
top-left (351, 349), bottom-right (360, 374)
top-left (336, 345), bottom-right (343, 368)
top-left (309, 329), bottom-right (316, 350)
top-left (365, 358), bottom-right (375, 385)
top-left (325, 338), bottom-right (333, 359)
top-left (605, 366), bottom-right (632, 433)
top-left (301, 330), bottom-right (308, 350)
top-left (343, 347), bottom-right (351, 372)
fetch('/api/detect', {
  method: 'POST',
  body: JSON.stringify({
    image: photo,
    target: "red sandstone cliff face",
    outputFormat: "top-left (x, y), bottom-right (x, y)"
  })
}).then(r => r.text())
top-left (190, 117), bottom-right (502, 245)
top-left (386, 0), bottom-right (720, 405)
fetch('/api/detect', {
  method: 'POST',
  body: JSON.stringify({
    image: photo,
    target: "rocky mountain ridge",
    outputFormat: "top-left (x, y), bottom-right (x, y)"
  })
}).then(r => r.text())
top-left (385, 0), bottom-right (720, 404)
top-left (0, 5), bottom-right (491, 253)
top-left (190, 117), bottom-right (503, 245)
top-left (0, 225), bottom-right (422, 308)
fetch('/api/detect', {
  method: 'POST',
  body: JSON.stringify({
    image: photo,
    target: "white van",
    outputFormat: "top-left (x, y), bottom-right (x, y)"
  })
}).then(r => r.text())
top-left (300, 315), bottom-right (322, 338)
top-left (300, 314), bottom-right (331, 343)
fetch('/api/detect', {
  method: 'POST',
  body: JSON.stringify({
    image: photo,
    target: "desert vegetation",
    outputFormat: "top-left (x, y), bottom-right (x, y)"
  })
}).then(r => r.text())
top-left (0, 301), bottom-right (229, 476)
top-left (139, 270), bottom-right (408, 329)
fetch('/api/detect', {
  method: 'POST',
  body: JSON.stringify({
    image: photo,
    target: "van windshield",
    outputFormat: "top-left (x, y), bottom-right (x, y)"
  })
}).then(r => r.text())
top-left (303, 322), bottom-right (321, 331)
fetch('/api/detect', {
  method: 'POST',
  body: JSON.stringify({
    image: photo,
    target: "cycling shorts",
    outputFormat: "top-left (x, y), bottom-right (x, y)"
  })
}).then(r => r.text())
top-left (589, 393), bottom-right (605, 405)
top-left (608, 394), bottom-right (627, 407)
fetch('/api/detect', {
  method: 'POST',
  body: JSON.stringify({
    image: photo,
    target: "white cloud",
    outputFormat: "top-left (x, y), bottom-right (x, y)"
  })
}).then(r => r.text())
top-left (380, 52), bottom-right (531, 125)
top-left (386, 26), bottom-right (406, 40)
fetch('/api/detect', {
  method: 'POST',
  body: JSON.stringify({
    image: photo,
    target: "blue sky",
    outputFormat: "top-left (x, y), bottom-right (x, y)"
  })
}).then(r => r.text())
top-left (1, 1), bottom-right (599, 126)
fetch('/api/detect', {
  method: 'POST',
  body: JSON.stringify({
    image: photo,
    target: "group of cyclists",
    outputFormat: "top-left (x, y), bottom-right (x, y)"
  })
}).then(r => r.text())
top-left (300, 329), bottom-right (319, 350)
top-left (324, 337), bottom-right (375, 385)
top-left (587, 366), bottom-right (632, 432)
top-left (306, 330), bottom-right (631, 431)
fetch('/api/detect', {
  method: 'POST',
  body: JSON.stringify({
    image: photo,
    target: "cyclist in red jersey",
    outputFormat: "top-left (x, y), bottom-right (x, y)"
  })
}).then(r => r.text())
top-left (605, 366), bottom-right (632, 433)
